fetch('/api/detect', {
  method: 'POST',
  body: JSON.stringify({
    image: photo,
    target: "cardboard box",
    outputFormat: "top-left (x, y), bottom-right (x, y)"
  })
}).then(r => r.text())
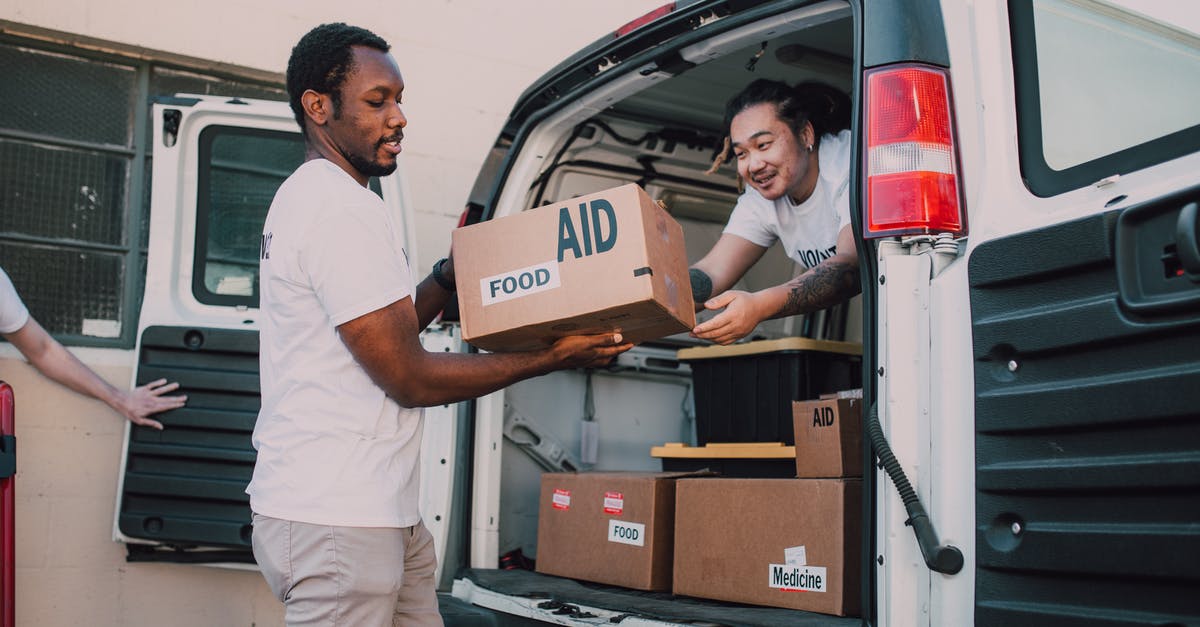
top-left (793, 397), bottom-right (863, 478)
top-left (453, 184), bottom-right (695, 352)
top-left (673, 478), bottom-right (861, 616)
top-left (535, 471), bottom-right (691, 591)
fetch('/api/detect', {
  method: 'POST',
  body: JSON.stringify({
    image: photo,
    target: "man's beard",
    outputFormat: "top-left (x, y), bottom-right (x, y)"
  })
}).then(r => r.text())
top-left (344, 147), bottom-right (397, 179)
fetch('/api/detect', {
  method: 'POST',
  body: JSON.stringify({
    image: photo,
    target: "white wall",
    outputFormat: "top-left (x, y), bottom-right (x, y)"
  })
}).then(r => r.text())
top-left (0, 2), bottom-right (665, 625)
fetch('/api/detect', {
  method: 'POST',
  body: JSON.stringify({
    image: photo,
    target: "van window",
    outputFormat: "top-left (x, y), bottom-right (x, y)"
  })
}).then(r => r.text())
top-left (1010, 0), bottom-right (1200, 195)
top-left (193, 126), bottom-right (385, 307)
top-left (194, 126), bottom-right (303, 306)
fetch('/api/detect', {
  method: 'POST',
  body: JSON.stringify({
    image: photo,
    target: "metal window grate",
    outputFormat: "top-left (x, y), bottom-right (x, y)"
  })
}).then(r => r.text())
top-left (0, 138), bottom-right (129, 245)
top-left (0, 43), bottom-right (136, 147)
top-left (0, 242), bottom-right (124, 338)
top-left (150, 66), bottom-right (287, 102)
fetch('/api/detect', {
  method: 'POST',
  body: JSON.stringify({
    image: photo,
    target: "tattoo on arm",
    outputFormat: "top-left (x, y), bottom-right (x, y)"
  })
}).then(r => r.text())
top-left (779, 260), bottom-right (861, 317)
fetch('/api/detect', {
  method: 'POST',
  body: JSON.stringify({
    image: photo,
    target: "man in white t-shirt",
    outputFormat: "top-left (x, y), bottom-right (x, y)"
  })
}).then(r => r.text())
top-left (690, 80), bottom-right (861, 345)
top-left (247, 23), bottom-right (631, 627)
top-left (0, 265), bottom-right (185, 428)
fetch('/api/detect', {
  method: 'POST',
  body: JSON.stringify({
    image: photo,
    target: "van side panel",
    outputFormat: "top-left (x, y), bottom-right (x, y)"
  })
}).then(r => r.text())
top-left (118, 326), bottom-right (259, 557)
top-left (969, 202), bottom-right (1200, 625)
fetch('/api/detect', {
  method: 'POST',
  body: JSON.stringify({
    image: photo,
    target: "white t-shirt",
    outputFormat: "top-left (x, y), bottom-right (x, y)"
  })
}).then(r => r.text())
top-left (247, 159), bottom-right (423, 528)
top-left (723, 130), bottom-right (852, 270)
top-left (0, 266), bottom-right (30, 334)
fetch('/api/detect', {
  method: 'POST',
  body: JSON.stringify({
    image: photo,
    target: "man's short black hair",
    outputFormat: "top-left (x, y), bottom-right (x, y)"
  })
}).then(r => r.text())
top-left (286, 23), bottom-right (391, 134)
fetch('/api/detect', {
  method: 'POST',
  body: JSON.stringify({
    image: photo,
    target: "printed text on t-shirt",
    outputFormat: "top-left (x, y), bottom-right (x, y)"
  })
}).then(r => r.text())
top-left (796, 245), bottom-right (836, 269)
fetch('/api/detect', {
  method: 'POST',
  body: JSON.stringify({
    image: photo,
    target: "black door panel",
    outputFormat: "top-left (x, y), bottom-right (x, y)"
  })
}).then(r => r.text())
top-left (118, 326), bottom-right (259, 558)
top-left (969, 192), bottom-right (1200, 626)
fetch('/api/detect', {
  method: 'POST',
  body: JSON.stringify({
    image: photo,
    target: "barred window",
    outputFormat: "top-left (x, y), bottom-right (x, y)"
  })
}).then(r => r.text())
top-left (0, 36), bottom-right (284, 347)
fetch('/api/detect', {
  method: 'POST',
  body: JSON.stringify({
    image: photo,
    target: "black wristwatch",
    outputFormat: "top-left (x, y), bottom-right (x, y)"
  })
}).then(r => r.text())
top-left (431, 257), bottom-right (456, 291)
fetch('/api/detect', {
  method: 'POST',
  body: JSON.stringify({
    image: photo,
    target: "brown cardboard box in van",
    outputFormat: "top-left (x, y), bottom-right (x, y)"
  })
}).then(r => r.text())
top-left (535, 471), bottom-right (691, 591)
top-left (452, 183), bottom-right (695, 352)
top-left (673, 478), bottom-right (861, 616)
top-left (793, 397), bottom-right (863, 478)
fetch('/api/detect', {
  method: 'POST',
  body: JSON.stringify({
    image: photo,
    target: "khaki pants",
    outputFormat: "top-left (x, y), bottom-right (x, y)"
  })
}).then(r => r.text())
top-left (252, 513), bottom-right (443, 627)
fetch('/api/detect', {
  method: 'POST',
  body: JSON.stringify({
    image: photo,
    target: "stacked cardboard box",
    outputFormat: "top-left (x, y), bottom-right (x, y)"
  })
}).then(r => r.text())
top-left (672, 477), bottom-right (861, 616)
top-left (793, 396), bottom-right (863, 478)
top-left (535, 471), bottom-right (695, 591)
top-left (670, 390), bottom-right (865, 615)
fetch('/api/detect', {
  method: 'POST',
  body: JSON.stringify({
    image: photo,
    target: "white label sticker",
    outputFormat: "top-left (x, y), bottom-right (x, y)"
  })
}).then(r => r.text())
top-left (607, 519), bottom-right (645, 547)
top-left (768, 564), bottom-right (827, 593)
top-left (552, 489), bottom-right (571, 510)
top-left (480, 261), bottom-right (561, 306)
top-left (81, 318), bottom-right (121, 338)
top-left (785, 546), bottom-right (807, 566)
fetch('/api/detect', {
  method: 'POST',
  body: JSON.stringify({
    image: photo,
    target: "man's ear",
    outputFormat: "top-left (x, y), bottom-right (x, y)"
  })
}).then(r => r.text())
top-left (800, 121), bottom-right (815, 148)
top-left (300, 89), bottom-right (330, 127)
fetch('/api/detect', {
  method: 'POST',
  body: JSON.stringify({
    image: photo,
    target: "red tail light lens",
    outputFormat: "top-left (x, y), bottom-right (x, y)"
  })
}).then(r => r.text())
top-left (864, 64), bottom-right (966, 238)
top-left (615, 3), bottom-right (675, 38)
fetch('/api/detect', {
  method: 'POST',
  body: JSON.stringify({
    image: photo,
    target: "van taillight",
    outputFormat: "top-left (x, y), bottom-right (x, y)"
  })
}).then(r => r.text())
top-left (615, 3), bottom-right (675, 38)
top-left (864, 64), bottom-right (965, 238)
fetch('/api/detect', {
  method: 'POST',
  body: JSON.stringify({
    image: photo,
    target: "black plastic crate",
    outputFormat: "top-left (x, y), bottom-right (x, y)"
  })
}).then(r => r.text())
top-left (677, 338), bottom-right (862, 446)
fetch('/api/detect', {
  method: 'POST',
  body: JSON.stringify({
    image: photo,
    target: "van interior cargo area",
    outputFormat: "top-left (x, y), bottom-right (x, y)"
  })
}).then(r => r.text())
top-left (463, 4), bottom-right (866, 624)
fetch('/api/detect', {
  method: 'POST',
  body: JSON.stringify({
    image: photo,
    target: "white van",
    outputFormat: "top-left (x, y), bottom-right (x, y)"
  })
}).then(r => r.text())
top-left (115, 0), bottom-right (1200, 625)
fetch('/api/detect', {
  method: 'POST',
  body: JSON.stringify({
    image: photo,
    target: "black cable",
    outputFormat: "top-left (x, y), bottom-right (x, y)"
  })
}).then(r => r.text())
top-left (530, 119), bottom-right (661, 206)
top-left (531, 122), bottom-right (592, 207)
top-left (865, 402), bottom-right (963, 575)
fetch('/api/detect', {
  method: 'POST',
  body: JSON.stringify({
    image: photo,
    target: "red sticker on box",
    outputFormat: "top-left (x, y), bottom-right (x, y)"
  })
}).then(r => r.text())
top-left (603, 491), bottom-right (624, 515)
top-left (552, 489), bottom-right (571, 510)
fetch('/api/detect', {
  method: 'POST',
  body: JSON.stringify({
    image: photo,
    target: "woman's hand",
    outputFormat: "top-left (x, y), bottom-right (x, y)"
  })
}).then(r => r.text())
top-left (114, 378), bottom-right (187, 430)
top-left (690, 290), bottom-right (768, 345)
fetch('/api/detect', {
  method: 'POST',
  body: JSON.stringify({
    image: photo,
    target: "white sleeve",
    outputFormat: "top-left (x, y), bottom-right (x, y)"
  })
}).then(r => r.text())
top-left (302, 204), bottom-right (413, 327)
top-left (835, 177), bottom-right (852, 234)
top-left (722, 190), bottom-right (778, 248)
top-left (819, 129), bottom-right (852, 186)
top-left (0, 267), bottom-right (30, 334)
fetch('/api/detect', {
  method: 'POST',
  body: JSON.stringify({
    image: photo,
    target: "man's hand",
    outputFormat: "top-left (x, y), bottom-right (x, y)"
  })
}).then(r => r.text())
top-left (114, 378), bottom-right (187, 430)
top-left (549, 333), bottom-right (633, 370)
top-left (690, 290), bottom-right (767, 345)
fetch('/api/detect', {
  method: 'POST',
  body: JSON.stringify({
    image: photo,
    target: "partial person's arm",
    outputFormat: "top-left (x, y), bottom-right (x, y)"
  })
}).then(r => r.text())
top-left (3, 319), bottom-right (186, 429)
top-left (688, 234), bottom-right (768, 308)
top-left (691, 224), bottom-right (860, 345)
top-left (338, 297), bottom-right (632, 408)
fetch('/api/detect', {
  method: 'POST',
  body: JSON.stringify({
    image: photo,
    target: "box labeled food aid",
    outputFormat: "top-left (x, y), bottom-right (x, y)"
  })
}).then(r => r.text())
top-left (793, 397), bottom-right (863, 478)
top-left (673, 478), bottom-right (861, 616)
top-left (535, 471), bottom-right (694, 591)
top-left (452, 184), bottom-right (695, 352)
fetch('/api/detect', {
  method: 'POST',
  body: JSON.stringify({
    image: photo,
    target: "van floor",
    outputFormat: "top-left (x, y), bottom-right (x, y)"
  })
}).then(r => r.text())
top-left (459, 568), bottom-right (861, 626)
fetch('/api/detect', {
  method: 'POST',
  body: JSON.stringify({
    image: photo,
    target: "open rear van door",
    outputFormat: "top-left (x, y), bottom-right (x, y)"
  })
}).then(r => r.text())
top-left (967, 3), bottom-right (1200, 623)
top-left (111, 96), bottom-right (459, 577)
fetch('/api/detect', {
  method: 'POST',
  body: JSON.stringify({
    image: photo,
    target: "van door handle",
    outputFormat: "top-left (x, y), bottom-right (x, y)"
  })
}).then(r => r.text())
top-left (1176, 202), bottom-right (1200, 279)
